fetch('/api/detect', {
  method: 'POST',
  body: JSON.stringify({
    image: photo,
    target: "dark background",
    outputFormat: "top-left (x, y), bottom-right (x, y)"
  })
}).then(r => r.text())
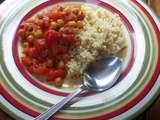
top-left (0, 0), bottom-right (4, 4)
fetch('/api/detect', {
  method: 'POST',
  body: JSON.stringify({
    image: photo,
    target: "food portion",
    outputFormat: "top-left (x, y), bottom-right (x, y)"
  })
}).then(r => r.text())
top-left (18, 4), bottom-right (127, 88)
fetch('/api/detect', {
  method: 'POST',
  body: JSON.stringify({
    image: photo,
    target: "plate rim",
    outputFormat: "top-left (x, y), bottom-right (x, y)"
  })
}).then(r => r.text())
top-left (0, 0), bottom-right (159, 119)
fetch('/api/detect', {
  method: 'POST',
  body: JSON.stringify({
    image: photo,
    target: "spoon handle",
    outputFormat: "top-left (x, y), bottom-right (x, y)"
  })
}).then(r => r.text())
top-left (34, 86), bottom-right (84, 120)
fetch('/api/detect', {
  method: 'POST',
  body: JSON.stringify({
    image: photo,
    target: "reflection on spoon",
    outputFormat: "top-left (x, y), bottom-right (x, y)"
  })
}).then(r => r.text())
top-left (34, 56), bottom-right (122, 120)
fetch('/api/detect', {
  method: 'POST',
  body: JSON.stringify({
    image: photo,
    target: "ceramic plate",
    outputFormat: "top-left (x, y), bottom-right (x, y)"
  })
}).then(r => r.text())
top-left (0, 0), bottom-right (160, 120)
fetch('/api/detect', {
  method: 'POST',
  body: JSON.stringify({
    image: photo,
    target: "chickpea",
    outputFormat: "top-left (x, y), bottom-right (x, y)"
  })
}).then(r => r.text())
top-left (72, 8), bottom-right (79, 15)
top-left (57, 19), bottom-right (64, 27)
top-left (73, 28), bottom-right (80, 34)
top-left (43, 17), bottom-right (50, 27)
top-left (76, 21), bottom-right (83, 28)
top-left (64, 6), bottom-right (70, 15)
top-left (22, 23), bottom-right (29, 29)
top-left (35, 18), bottom-right (42, 25)
top-left (77, 11), bottom-right (85, 20)
top-left (37, 13), bottom-right (43, 19)
top-left (67, 14), bottom-right (77, 21)
top-left (36, 19), bottom-right (43, 26)
top-left (23, 47), bottom-right (30, 55)
top-left (50, 21), bottom-right (60, 30)
top-left (59, 27), bottom-right (70, 34)
top-left (58, 61), bottom-right (65, 69)
top-left (18, 29), bottom-right (25, 38)
top-left (23, 42), bottom-right (29, 48)
top-left (75, 5), bottom-right (82, 9)
top-left (54, 77), bottom-right (63, 88)
top-left (26, 18), bottom-right (34, 23)
top-left (27, 35), bottom-right (34, 42)
top-left (34, 29), bottom-right (43, 38)
top-left (67, 21), bottom-right (76, 27)
top-left (46, 59), bottom-right (53, 67)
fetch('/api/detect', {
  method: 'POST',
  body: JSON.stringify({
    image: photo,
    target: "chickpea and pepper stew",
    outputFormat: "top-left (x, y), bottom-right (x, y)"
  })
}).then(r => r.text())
top-left (18, 5), bottom-right (85, 88)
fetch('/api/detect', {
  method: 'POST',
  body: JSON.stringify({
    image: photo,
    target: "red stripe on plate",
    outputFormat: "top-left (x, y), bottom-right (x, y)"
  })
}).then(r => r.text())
top-left (0, 84), bottom-right (39, 117)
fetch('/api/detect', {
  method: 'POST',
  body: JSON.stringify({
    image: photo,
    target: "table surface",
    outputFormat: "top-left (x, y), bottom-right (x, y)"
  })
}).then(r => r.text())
top-left (0, 0), bottom-right (159, 120)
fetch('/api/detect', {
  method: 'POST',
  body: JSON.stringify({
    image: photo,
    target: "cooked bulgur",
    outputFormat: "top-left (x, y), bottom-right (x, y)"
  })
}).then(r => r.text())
top-left (66, 5), bottom-right (127, 85)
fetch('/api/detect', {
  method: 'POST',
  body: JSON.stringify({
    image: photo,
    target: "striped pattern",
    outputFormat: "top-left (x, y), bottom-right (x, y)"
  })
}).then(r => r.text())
top-left (0, 0), bottom-right (160, 120)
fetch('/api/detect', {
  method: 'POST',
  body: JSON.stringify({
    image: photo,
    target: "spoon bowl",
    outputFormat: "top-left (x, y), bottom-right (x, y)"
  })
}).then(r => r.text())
top-left (34, 56), bottom-right (122, 120)
top-left (83, 56), bottom-right (122, 92)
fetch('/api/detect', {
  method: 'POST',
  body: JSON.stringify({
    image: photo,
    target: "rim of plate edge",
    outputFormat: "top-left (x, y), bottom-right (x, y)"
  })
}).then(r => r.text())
top-left (0, 0), bottom-right (140, 114)
top-left (0, 0), bottom-right (159, 120)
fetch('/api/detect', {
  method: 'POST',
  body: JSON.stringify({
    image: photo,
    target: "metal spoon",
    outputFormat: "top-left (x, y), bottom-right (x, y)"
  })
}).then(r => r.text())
top-left (34, 56), bottom-right (122, 120)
